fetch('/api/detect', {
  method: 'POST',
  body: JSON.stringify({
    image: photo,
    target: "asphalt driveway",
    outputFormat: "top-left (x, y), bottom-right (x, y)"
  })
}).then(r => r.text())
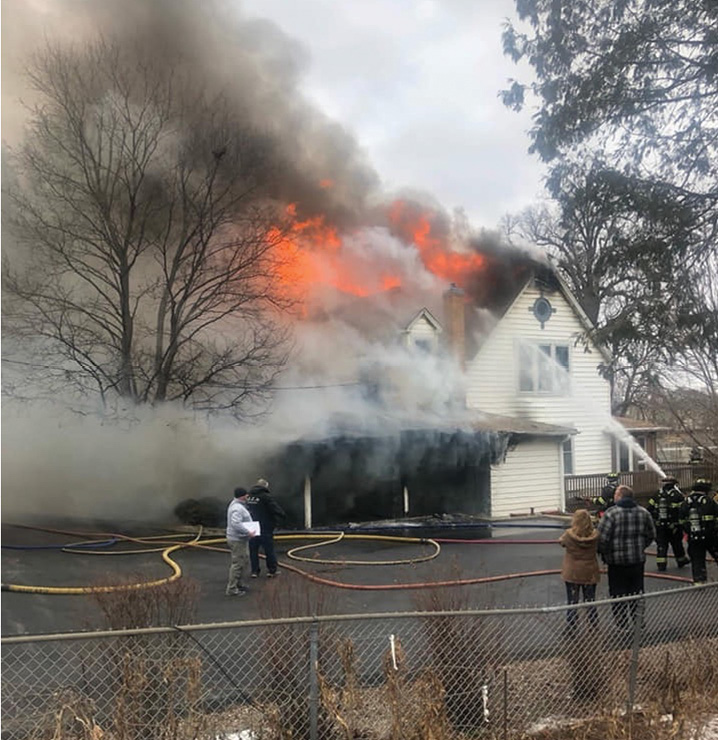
top-left (1, 517), bottom-right (692, 636)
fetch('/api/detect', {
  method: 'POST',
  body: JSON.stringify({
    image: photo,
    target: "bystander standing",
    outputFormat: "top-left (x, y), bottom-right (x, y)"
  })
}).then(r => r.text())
top-left (559, 509), bottom-right (600, 634)
top-left (246, 478), bottom-right (286, 578)
top-left (225, 487), bottom-right (256, 597)
top-left (597, 484), bottom-right (656, 629)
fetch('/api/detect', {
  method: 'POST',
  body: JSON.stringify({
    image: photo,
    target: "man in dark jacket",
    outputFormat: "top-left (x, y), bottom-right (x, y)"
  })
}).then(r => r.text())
top-left (245, 478), bottom-right (286, 578)
top-left (597, 485), bottom-right (656, 629)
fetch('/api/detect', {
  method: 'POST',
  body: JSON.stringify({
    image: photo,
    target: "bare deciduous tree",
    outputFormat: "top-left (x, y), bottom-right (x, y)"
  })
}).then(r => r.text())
top-left (3, 39), bottom-right (294, 418)
top-left (648, 250), bottom-right (718, 463)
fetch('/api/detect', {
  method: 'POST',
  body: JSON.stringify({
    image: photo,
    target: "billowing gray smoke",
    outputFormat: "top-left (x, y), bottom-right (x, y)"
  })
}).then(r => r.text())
top-left (2, 0), bottom-right (378, 228)
top-left (1, 0), bottom-right (541, 526)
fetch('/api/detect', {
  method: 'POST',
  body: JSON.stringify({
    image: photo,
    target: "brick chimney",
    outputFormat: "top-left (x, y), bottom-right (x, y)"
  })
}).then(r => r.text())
top-left (443, 283), bottom-right (465, 369)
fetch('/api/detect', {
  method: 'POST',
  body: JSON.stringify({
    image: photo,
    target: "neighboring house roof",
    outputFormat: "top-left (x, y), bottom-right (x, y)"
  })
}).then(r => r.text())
top-left (615, 416), bottom-right (670, 433)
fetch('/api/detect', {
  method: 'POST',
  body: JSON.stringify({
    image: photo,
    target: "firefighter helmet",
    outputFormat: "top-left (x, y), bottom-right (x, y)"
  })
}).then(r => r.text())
top-left (692, 479), bottom-right (712, 493)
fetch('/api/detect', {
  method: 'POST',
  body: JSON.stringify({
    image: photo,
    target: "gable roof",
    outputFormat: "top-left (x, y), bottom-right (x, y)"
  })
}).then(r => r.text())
top-left (478, 265), bottom-right (613, 365)
top-left (403, 307), bottom-right (442, 334)
top-left (615, 416), bottom-right (669, 433)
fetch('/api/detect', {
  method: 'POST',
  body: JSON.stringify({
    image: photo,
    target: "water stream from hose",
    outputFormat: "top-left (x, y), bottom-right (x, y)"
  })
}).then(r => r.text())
top-left (522, 342), bottom-right (666, 478)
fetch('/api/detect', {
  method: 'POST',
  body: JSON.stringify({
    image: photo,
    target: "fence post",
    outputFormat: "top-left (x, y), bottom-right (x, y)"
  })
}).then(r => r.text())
top-left (503, 668), bottom-right (508, 740)
top-left (309, 619), bottom-right (319, 740)
top-left (626, 595), bottom-right (646, 716)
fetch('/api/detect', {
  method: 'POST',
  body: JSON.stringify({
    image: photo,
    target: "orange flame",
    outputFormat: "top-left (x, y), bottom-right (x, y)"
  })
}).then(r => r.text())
top-left (270, 199), bottom-right (485, 308)
top-left (272, 205), bottom-right (375, 302)
top-left (387, 200), bottom-right (485, 285)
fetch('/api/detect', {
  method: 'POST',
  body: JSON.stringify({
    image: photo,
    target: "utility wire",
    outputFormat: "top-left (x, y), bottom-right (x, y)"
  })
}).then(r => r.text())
top-left (1, 358), bottom-right (362, 390)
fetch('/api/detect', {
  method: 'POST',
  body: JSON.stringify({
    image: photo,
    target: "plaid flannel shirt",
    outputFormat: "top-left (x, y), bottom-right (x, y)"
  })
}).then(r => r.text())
top-left (597, 498), bottom-right (656, 565)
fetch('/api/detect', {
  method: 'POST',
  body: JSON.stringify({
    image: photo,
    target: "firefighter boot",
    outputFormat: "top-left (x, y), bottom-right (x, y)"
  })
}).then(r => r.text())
top-left (677, 556), bottom-right (690, 568)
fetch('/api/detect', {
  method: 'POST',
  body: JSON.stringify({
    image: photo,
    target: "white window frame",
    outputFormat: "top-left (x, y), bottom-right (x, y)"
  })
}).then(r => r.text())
top-left (518, 341), bottom-right (571, 394)
top-left (614, 435), bottom-right (648, 472)
top-left (562, 437), bottom-right (575, 475)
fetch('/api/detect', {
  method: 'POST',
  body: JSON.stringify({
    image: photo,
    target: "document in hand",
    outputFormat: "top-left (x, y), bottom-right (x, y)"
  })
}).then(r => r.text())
top-left (245, 521), bottom-right (261, 536)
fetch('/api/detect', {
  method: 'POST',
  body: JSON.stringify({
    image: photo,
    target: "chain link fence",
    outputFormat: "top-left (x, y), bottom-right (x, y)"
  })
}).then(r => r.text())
top-left (2, 583), bottom-right (717, 739)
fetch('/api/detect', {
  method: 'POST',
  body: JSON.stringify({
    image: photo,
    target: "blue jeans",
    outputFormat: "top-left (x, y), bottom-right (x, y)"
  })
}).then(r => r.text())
top-left (249, 533), bottom-right (278, 575)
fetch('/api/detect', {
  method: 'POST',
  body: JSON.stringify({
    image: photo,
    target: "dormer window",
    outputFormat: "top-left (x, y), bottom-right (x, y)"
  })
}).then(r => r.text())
top-left (402, 308), bottom-right (442, 354)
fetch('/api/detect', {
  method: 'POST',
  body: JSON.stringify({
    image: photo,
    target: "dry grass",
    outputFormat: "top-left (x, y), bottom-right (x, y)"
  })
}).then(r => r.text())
top-left (514, 637), bottom-right (718, 740)
top-left (90, 574), bottom-right (201, 629)
top-left (10, 572), bottom-right (718, 740)
top-left (317, 637), bottom-right (452, 740)
top-left (23, 636), bottom-right (717, 740)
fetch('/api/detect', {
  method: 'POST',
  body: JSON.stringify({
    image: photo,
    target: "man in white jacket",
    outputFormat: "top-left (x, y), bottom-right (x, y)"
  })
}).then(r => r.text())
top-left (226, 487), bottom-right (256, 596)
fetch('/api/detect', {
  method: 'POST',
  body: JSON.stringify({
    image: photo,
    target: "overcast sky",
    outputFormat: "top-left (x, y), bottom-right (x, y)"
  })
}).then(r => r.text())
top-left (1, 0), bottom-right (546, 230)
top-left (241, 0), bottom-right (546, 229)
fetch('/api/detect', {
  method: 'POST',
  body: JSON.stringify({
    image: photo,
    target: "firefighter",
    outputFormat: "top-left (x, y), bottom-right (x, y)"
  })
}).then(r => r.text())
top-left (647, 477), bottom-right (690, 571)
top-left (679, 479), bottom-right (718, 584)
top-left (592, 473), bottom-right (619, 517)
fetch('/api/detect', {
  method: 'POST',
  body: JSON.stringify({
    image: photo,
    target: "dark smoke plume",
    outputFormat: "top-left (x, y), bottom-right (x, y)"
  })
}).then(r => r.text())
top-left (2, 0), bottom-right (379, 229)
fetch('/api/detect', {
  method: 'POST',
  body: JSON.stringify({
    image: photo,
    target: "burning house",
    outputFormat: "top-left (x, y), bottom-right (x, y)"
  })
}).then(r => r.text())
top-left (2, 0), bottom-right (635, 528)
top-left (249, 220), bottom-right (609, 527)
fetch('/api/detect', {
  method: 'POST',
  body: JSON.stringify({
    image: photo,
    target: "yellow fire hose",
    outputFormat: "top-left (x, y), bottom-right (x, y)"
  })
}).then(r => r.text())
top-left (1, 527), bottom-right (440, 594)
top-left (2, 530), bottom-right (206, 594)
top-left (2, 524), bottom-right (692, 595)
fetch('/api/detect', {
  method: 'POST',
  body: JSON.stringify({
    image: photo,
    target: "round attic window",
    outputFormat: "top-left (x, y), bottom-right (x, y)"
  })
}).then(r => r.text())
top-left (532, 296), bottom-right (554, 327)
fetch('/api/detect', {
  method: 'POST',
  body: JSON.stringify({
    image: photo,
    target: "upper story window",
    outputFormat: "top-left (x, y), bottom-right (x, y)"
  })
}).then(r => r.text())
top-left (519, 342), bottom-right (570, 393)
top-left (403, 309), bottom-right (441, 355)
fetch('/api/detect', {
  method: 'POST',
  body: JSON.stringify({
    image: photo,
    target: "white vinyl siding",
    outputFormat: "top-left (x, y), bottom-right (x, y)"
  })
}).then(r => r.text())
top-left (491, 437), bottom-right (563, 517)
top-left (466, 282), bottom-right (613, 477)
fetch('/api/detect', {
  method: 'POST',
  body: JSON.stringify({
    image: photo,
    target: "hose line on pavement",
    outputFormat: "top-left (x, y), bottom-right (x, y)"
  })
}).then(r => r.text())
top-left (1, 523), bottom-right (695, 594)
top-left (282, 531), bottom-right (441, 566)
top-left (1, 530), bottom-right (204, 595)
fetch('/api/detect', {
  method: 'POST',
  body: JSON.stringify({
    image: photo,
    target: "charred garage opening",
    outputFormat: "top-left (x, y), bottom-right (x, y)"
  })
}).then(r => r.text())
top-left (264, 426), bottom-right (506, 528)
